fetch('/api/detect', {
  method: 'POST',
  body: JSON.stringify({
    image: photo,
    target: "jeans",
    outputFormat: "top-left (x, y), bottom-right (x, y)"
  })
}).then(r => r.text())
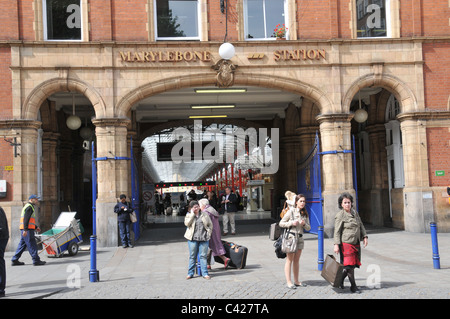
top-left (0, 238), bottom-right (8, 294)
top-left (118, 220), bottom-right (131, 247)
top-left (187, 240), bottom-right (209, 277)
top-left (12, 230), bottom-right (41, 264)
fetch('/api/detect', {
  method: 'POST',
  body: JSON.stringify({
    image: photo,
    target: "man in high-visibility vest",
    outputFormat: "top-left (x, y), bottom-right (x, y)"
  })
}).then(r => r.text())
top-left (11, 195), bottom-right (46, 266)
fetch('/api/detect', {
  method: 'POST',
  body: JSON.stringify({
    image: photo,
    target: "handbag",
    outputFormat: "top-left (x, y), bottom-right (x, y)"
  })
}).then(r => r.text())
top-left (273, 235), bottom-right (286, 259)
top-left (130, 211), bottom-right (138, 223)
top-left (321, 254), bottom-right (344, 288)
top-left (269, 222), bottom-right (281, 241)
top-left (281, 228), bottom-right (298, 253)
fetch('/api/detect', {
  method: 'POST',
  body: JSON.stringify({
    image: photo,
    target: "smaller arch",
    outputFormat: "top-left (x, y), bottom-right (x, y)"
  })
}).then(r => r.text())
top-left (342, 73), bottom-right (419, 114)
top-left (22, 78), bottom-right (107, 120)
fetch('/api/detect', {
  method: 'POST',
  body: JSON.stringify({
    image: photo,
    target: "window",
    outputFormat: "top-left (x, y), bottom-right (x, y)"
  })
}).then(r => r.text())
top-left (244, 0), bottom-right (287, 40)
top-left (356, 0), bottom-right (390, 38)
top-left (155, 0), bottom-right (200, 40)
top-left (43, 0), bottom-right (83, 41)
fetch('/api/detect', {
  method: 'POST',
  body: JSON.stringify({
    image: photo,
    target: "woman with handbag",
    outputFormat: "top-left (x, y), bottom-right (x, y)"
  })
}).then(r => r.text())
top-left (184, 201), bottom-right (213, 280)
top-left (333, 192), bottom-right (368, 293)
top-left (279, 194), bottom-right (311, 289)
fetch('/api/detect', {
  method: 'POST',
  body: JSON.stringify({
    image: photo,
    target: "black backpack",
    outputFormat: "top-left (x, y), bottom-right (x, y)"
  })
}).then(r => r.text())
top-left (273, 236), bottom-right (286, 259)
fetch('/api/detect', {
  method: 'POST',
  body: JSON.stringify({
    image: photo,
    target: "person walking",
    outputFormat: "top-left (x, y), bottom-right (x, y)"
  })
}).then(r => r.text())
top-left (114, 194), bottom-right (134, 248)
top-left (279, 194), bottom-right (310, 289)
top-left (333, 192), bottom-right (368, 293)
top-left (184, 200), bottom-right (213, 280)
top-left (0, 206), bottom-right (9, 297)
top-left (198, 198), bottom-right (230, 269)
top-left (11, 195), bottom-right (46, 266)
top-left (220, 187), bottom-right (238, 236)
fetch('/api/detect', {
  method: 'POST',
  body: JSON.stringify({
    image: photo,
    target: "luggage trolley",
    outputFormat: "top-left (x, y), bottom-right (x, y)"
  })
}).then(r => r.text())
top-left (36, 212), bottom-right (84, 258)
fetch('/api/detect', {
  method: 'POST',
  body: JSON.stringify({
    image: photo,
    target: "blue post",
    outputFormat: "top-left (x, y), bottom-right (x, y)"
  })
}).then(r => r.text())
top-left (318, 226), bottom-right (324, 271)
top-left (430, 222), bottom-right (440, 269)
top-left (90, 141), bottom-right (100, 282)
top-left (196, 253), bottom-right (202, 276)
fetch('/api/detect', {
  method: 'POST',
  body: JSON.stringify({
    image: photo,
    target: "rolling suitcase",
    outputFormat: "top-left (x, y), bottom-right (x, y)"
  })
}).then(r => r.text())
top-left (214, 240), bottom-right (248, 269)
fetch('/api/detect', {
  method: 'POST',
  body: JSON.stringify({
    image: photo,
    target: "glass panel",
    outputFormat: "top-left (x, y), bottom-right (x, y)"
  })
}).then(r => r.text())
top-left (46, 0), bottom-right (81, 40)
top-left (356, 0), bottom-right (387, 38)
top-left (265, 0), bottom-right (285, 38)
top-left (246, 0), bottom-right (265, 39)
top-left (246, 0), bottom-right (285, 39)
top-left (157, 0), bottom-right (198, 38)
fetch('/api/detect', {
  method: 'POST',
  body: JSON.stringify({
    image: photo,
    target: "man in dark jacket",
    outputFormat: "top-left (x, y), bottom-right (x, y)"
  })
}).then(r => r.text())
top-left (221, 187), bottom-right (238, 236)
top-left (114, 194), bottom-right (134, 248)
top-left (11, 195), bottom-right (46, 266)
top-left (0, 206), bottom-right (9, 297)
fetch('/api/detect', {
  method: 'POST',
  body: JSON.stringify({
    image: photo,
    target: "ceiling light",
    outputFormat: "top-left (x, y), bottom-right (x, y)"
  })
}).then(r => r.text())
top-left (191, 105), bottom-right (235, 109)
top-left (189, 115), bottom-right (228, 119)
top-left (194, 88), bottom-right (247, 94)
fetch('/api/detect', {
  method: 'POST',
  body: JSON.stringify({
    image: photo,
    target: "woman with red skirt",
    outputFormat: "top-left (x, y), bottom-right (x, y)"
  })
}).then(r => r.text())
top-left (333, 192), bottom-right (368, 293)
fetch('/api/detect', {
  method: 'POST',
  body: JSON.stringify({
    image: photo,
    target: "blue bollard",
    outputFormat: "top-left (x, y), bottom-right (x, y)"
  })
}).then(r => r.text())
top-left (318, 226), bottom-right (324, 271)
top-left (89, 235), bottom-right (100, 282)
top-left (196, 253), bottom-right (202, 276)
top-left (430, 222), bottom-right (440, 269)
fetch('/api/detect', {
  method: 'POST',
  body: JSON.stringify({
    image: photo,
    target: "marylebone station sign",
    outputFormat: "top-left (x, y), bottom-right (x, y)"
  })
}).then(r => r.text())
top-left (118, 47), bottom-right (327, 63)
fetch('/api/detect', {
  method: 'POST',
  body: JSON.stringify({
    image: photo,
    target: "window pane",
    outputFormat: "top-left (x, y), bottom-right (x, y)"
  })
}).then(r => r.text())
top-left (356, 0), bottom-right (387, 38)
top-left (157, 0), bottom-right (198, 38)
top-left (264, 0), bottom-right (285, 38)
top-left (246, 0), bottom-right (265, 39)
top-left (46, 0), bottom-right (81, 40)
top-left (246, 0), bottom-right (285, 39)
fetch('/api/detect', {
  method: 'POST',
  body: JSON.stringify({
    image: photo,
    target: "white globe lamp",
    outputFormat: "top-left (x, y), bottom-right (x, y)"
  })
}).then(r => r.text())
top-left (219, 42), bottom-right (235, 60)
top-left (66, 115), bottom-right (82, 130)
top-left (354, 108), bottom-right (368, 123)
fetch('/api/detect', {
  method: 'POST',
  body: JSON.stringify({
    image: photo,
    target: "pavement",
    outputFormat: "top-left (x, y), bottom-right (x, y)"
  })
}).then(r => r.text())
top-left (2, 217), bottom-right (450, 302)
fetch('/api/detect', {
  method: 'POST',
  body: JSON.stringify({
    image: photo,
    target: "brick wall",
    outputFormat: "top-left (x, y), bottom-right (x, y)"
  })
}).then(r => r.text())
top-left (208, 0), bottom-right (239, 41)
top-left (423, 42), bottom-right (450, 110)
top-left (110, 0), bottom-right (148, 41)
top-left (0, 47), bottom-right (12, 119)
top-left (427, 127), bottom-right (450, 186)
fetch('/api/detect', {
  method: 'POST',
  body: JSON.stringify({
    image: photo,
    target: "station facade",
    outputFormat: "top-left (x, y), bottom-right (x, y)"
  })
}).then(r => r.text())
top-left (1, 0), bottom-right (449, 248)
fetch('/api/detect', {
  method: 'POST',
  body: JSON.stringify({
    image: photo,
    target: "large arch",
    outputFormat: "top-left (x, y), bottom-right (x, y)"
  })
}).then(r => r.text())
top-left (22, 77), bottom-right (107, 120)
top-left (342, 73), bottom-right (419, 113)
top-left (115, 73), bottom-right (334, 118)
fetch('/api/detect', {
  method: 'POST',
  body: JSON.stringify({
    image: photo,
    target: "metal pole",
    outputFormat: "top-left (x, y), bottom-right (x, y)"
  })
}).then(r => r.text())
top-left (430, 222), bottom-right (441, 269)
top-left (90, 141), bottom-right (100, 282)
top-left (318, 226), bottom-right (324, 271)
top-left (352, 135), bottom-right (359, 212)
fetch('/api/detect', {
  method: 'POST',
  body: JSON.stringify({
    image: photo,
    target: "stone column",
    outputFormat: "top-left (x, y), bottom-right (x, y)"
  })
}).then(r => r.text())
top-left (4, 120), bottom-right (41, 250)
top-left (398, 115), bottom-right (432, 233)
top-left (92, 118), bottom-right (130, 247)
top-left (317, 114), bottom-right (354, 237)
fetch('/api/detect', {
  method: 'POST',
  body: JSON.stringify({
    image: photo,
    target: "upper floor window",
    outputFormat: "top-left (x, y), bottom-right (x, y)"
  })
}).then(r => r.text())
top-left (155, 0), bottom-right (200, 40)
top-left (43, 0), bottom-right (83, 41)
top-left (356, 0), bottom-right (390, 38)
top-left (244, 0), bottom-right (287, 40)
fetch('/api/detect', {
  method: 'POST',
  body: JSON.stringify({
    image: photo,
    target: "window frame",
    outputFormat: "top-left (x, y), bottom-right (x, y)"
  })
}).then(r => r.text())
top-left (243, 0), bottom-right (288, 41)
top-left (355, 0), bottom-right (392, 39)
top-left (42, 0), bottom-right (85, 42)
top-left (154, 0), bottom-right (202, 41)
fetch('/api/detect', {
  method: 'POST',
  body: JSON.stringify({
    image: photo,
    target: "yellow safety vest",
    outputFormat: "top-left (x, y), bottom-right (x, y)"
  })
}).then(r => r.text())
top-left (19, 203), bottom-right (37, 230)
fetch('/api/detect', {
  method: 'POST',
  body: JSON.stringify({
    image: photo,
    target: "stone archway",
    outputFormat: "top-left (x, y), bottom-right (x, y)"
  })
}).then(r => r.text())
top-left (342, 72), bottom-right (419, 113)
top-left (22, 77), bottom-right (107, 120)
top-left (115, 73), bottom-right (333, 118)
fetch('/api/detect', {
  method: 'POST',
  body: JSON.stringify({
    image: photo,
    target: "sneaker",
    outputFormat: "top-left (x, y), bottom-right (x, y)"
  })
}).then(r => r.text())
top-left (33, 260), bottom-right (46, 266)
top-left (11, 260), bottom-right (24, 266)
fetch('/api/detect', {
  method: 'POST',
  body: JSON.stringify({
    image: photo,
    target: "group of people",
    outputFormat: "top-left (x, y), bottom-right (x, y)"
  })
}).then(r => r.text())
top-left (184, 197), bottom-right (232, 280)
top-left (279, 191), bottom-right (368, 293)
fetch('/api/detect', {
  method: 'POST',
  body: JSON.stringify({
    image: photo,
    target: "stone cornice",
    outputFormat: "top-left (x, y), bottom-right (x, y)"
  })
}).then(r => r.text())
top-left (0, 119), bottom-right (42, 130)
top-left (92, 118), bottom-right (131, 127)
top-left (397, 111), bottom-right (450, 122)
top-left (315, 113), bottom-right (354, 124)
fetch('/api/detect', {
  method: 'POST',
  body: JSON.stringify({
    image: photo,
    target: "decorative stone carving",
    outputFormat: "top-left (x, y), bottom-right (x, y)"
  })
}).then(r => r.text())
top-left (212, 59), bottom-right (237, 88)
